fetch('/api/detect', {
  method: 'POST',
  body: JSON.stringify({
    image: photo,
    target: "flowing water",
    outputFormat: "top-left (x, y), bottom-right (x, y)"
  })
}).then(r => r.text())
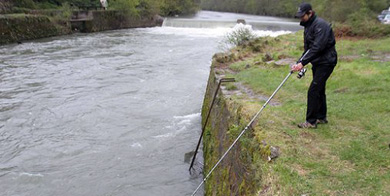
top-left (0, 11), bottom-right (300, 196)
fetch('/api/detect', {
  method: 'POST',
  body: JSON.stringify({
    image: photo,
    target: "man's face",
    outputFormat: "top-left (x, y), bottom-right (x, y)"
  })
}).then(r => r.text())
top-left (300, 13), bottom-right (310, 22)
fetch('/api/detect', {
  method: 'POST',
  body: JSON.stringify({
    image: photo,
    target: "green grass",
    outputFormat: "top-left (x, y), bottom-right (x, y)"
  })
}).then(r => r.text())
top-left (337, 38), bottom-right (390, 56)
top-left (224, 32), bottom-right (390, 195)
top-left (0, 13), bottom-right (34, 18)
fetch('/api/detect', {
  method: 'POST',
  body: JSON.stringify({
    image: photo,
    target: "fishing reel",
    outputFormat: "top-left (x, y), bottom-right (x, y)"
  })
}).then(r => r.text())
top-left (290, 64), bottom-right (307, 79)
top-left (297, 68), bottom-right (307, 79)
top-left (294, 49), bottom-right (310, 79)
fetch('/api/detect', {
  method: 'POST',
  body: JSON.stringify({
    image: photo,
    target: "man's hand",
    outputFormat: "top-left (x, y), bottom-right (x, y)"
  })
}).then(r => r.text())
top-left (291, 62), bottom-right (304, 72)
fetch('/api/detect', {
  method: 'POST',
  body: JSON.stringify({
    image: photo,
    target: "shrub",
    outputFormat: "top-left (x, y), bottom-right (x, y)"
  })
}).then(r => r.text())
top-left (220, 23), bottom-right (257, 51)
top-left (226, 23), bottom-right (257, 46)
top-left (109, 0), bottom-right (139, 17)
top-left (334, 13), bottom-right (390, 38)
top-left (14, 0), bottom-right (36, 9)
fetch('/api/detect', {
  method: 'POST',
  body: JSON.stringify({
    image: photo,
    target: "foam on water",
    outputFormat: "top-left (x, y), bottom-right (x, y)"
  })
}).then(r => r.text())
top-left (173, 113), bottom-right (201, 120)
top-left (144, 25), bottom-right (291, 39)
top-left (145, 26), bottom-right (232, 38)
top-left (153, 113), bottom-right (201, 139)
top-left (19, 172), bottom-right (44, 177)
top-left (131, 143), bottom-right (143, 148)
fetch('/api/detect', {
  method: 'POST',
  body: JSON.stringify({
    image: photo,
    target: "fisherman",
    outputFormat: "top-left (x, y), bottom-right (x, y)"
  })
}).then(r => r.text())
top-left (291, 3), bottom-right (338, 128)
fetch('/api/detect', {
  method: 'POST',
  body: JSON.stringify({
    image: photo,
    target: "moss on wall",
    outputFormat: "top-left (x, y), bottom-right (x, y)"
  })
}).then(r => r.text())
top-left (202, 62), bottom-right (271, 195)
top-left (0, 14), bottom-right (70, 44)
top-left (82, 10), bottom-right (160, 33)
top-left (0, 10), bottom-right (161, 45)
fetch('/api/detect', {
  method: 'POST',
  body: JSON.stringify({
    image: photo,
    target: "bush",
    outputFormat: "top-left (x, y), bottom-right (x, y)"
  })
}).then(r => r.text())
top-left (160, 0), bottom-right (199, 16)
top-left (333, 10), bottom-right (390, 38)
top-left (137, 0), bottom-right (161, 17)
top-left (334, 22), bottom-right (390, 38)
top-left (224, 23), bottom-right (257, 47)
top-left (14, 0), bottom-right (36, 9)
top-left (109, 0), bottom-right (139, 17)
top-left (0, 0), bottom-right (13, 14)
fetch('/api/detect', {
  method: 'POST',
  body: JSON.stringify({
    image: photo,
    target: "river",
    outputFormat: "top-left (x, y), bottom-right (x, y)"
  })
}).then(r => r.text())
top-left (0, 11), bottom-right (299, 196)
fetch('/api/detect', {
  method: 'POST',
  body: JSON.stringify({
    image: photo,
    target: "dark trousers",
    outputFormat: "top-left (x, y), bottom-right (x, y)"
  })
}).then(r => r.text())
top-left (306, 65), bottom-right (335, 124)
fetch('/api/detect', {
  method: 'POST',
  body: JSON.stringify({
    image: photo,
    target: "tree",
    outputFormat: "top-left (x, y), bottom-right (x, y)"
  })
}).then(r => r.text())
top-left (200, 0), bottom-right (390, 22)
top-left (160, 0), bottom-right (199, 16)
top-left (109, 0), bottom-right (139, 16)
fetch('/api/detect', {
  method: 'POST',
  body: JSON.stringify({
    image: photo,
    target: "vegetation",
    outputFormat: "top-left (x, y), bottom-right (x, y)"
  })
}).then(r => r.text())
top-left (206, 32), bottom-right (390, 195)
top-left (0, 14), bottom-right (70, 44)
top-left (224, 23), bottom-right (257, 47)
top-left (2, 0), bottom-right (200, 16)
top-left (2, 0), bottom-right (198, 44)
top-left (201, 0), bottom-right (390, 21)
top-left (218, 23), bottom-right (257, 52)
top-left (201, 0), bottom-right (300, 17)
top-left (109, 0), bottom-right (139, 16)
top-left (201, 0), bottom-right (390, 37)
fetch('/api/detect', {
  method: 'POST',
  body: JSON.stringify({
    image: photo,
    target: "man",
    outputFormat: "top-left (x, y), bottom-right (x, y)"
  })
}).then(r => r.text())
top-left (291, 3), bottom-right (338, 128)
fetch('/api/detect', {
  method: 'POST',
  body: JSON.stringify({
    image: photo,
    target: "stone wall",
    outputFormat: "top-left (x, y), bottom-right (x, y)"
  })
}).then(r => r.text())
top-left (201, 62), bottom-right (266, 195)
top-left (0, 10), bottom-right (163, 45)
top-left (83, 10), bottom-right (161, 32)
top-left (0, 14), bottom-right (69, 45)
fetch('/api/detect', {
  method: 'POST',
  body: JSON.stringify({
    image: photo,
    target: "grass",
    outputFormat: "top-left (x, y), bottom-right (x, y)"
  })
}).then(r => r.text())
top-left (337, 38), bottom-right (390, 56)
top-left (220, 32), bottom-right (390, 195)
top-left (0, 13), bottom-right (35, 18)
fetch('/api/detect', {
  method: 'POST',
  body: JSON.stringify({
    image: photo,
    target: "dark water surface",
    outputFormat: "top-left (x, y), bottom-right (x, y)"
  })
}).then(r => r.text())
top-left (0, 11), bottom-right (297, 196)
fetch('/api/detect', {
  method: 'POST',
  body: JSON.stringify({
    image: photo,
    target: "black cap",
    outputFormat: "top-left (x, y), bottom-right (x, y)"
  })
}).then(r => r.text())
top-left (295, 3), bottom-right (312, 18)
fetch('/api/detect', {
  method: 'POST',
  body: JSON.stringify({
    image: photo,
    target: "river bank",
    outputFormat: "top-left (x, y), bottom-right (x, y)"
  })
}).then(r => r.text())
top-left (202, 33), bottom-right (390, 195)
top-left (0, 10), bottom-right (163, 45)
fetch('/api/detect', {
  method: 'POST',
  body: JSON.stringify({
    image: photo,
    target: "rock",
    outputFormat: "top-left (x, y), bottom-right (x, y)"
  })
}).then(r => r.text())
top-left (213, 52), bottom-right (235, 63)
top-left (263, 53), bottom-right (273, 62)
top-left (237, 19), bottom-right (246, 24)
top-left (153, 14), bottom-right (164, 26)
top-left (269, 146), bottom-right (280, 160)
top-left (254, 61), bottom-right (263, 65)
top-left (266, 60), bottom-right (275, 65)
top-left (273, 58), bottom-right (296, 67)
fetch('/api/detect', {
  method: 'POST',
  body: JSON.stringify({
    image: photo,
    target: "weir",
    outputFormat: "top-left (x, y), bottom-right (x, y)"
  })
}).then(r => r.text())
top-left (162, 16), bottom-right (302, 31)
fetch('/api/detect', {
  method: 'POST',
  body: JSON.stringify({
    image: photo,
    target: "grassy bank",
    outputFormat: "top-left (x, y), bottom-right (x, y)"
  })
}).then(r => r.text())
top-left (211, 33), bottom-right (390, 195)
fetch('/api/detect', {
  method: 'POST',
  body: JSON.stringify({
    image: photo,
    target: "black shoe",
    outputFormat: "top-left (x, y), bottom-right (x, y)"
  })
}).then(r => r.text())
top-left (298, 122), bottom-right (317, 129)
top-left (316, 119), bottom-right (328, 124)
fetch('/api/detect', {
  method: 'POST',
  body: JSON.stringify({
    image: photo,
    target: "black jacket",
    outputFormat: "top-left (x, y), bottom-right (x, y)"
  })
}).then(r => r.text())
top-left (300, 15), bottom-right (337, 67)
